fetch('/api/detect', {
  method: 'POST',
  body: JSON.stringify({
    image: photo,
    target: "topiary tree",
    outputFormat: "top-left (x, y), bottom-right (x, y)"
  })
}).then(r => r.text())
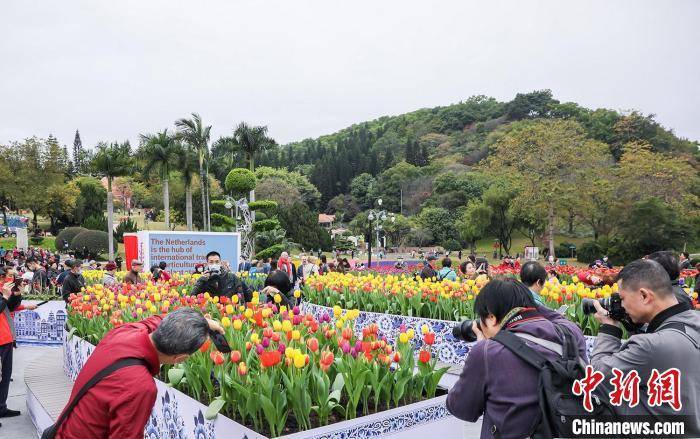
top-left (225, 168), bottom-right (256, 195)
top-left (218, 168), bottom-right (286, 260)
top-left (55, 227), bottom-right (88, 251)
top-left (71, 230), bottom-right (110, 259)
top-left (255, 243), bottom-right (285, 260)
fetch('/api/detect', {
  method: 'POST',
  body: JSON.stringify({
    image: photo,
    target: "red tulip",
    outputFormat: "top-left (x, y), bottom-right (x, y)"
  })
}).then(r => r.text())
top-left (423, 332), bottom-right (435, 345)
top-left (260, 350), bottom-right (282, 368)
top-left (199, 339), bottom-right (211, 353)
top-left (419, 350), bottom-right (431, 364)
top-left (230, 350), bottom-right (242, 363)
top-left (306, 337), bottom-right (319, 353)
top-left (210, 350), bottom-right (225, 365)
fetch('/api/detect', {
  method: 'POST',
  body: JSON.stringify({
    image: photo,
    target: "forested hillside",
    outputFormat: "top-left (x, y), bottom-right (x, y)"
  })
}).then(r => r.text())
top-left (248, 90), bottom-right (698, 209)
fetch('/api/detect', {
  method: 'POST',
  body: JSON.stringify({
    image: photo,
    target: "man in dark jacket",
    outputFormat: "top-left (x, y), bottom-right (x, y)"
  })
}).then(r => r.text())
top-left (26, 257), bottom-right (49, 295)
top-left (124, 260), bottom-right (144, 285)
top-left (61, 260), bottom-right (85, 302)
top-left (591, 259), bottom-right (700, 435)
top-left (446, 278), bottom-right (587, 438)
top-left (191, 251), bottom-right (251, 301)
top-left (419, 255), bottom-right (438, 280)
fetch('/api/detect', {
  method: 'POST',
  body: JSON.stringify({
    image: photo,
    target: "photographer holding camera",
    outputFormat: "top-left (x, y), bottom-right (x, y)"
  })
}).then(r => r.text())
top-left (190, 251), bottom-right (251, 301)
top-left (447, 278), bottom-right (587, 438)
top-left (589, 259), bottom-right (700, 432)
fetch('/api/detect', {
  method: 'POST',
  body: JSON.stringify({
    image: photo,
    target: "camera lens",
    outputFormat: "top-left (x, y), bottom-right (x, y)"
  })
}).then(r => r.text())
top-left (581, 298), bottom-right (598, 315)
top-left (452, 320), bottom-right (478, 342)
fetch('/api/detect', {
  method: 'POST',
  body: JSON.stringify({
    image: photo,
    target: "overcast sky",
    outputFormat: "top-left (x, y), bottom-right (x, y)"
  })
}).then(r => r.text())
top-left (1, 0), bottom-right (698, 151)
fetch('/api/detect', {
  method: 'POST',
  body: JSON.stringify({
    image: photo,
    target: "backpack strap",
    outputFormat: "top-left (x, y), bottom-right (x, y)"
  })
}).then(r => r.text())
top-left (492, 330), bottom-right (549, 370)
top-left (46, 358), bottom-right (148, 436)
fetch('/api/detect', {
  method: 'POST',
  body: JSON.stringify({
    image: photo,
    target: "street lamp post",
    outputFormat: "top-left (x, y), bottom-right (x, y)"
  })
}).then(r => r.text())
top-left (366, 198), bottom-right (394, 268)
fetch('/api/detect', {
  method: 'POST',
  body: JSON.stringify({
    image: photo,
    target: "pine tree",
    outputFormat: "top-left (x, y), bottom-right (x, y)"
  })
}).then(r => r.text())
top-left (405, 141), bottom-right (416, 165)
top-left (383, 149), bottom-right (395, 169)
top-left (417, 144), bottom-right (430, 167)
top-left (73, 130), bottom-right (84, 174)
top-left (63, 145), bottom-right (74, 175)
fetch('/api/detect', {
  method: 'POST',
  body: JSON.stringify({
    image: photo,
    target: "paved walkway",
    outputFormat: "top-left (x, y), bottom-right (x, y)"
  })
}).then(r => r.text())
top-left (2, 345), bottom-right (53, 438)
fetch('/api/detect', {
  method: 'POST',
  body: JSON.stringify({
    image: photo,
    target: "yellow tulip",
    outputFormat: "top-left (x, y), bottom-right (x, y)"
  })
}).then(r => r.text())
top-left (293, 353), bottom-right (307, 368)
top-left (221, 317), bottom-right (231, 328)
top-left (233, 319), bottom-right (243, 330)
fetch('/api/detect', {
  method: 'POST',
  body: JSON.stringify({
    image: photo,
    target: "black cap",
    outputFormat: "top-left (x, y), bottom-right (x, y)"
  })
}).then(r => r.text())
top-left (64, 259), bottom-right (78, 268)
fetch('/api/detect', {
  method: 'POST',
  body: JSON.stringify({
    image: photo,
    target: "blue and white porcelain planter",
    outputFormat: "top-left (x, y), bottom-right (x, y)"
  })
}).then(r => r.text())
top-left (14, 300), bottom-right (67, 346)
top-left (61, 334), bottom-right (462, 439)
top-left (300, 302), bottom-right (597, 365)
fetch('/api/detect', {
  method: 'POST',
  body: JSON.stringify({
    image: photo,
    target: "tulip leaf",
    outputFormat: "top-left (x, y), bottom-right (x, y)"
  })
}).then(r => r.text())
top-left (205, 398), bottom-right (226, 420)
top-left (329, 389), bottom-right (342, 403)
top-left (167, 368), bottom-right (185, 386)
top-left (331, 373), bottom-right (345, 393)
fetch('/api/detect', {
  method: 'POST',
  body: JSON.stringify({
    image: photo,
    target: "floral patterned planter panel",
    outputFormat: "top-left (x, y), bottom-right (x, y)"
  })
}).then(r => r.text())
top-left (62, 335), bottom-right (462, 439)
top-left (300, 302), bottom-right (597, 365)
top-left (14, 300), bottom-right (67, 346)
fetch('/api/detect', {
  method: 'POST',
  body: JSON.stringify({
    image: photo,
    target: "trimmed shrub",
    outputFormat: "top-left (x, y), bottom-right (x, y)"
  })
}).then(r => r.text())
top-left (71, 230), bottom-right (109, 259)
top-left (114, 218), bottom-right (138, 243)
top-left (248, 200), bottom-right (278, 211)
top-left (576, 241), bottom-right (607, 264)
top-left (55, 227), bottom-right (88, 251)
top-left (225, 168), bottom-right (256, 194)
top-left (253, 219), bottom-right (280, 233)
top-left (256, 244), bottom-right (285, 260)
top-left (30, 236), bottom-right (45, 246)
top-left (557, 242), bottom-right (576, 258)
top-left (83, 214), bottom-right (108, 231)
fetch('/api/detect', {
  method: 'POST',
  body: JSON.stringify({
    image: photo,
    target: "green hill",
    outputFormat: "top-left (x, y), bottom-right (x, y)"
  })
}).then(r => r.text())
top-left (250, 90), bottom-right (698, 208)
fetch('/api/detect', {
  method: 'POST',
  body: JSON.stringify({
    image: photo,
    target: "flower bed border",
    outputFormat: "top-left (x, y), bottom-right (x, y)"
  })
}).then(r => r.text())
top-left (300, 301), bottom-right (597, 365)
top-left (62, 334), bottom-right (463, 439)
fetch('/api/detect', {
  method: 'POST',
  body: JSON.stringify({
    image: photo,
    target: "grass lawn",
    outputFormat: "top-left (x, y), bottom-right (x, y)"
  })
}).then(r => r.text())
top-left (1, 236), bottom-right (56, 250)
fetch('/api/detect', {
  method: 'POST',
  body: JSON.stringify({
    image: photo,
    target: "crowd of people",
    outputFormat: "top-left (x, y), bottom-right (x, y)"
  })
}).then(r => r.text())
top-left (1, 242), bottom-right (699, 435)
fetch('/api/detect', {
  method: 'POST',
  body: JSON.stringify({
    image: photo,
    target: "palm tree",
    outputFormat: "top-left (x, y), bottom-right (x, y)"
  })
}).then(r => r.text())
top-left (175, 113), bottom-right (212, 231)
top-left (139, 130), bottom-right (179, 229)
top-left (177, 144), bottom-right (199, 231)
top-left (214, 122), bottom-right (276, 211)
top-left (92, 142), bottom-right (132, 260)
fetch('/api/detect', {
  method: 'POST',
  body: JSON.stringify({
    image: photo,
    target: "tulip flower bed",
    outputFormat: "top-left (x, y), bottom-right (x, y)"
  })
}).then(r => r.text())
top-left (303, 272), bottom-right (699, 336)
top-left (66, 281), bottom-right (452, 437)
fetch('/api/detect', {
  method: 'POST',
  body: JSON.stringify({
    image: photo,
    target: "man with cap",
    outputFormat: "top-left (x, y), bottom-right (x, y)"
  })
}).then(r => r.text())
top-left (420, 255), bottom-right (438, 280)
top-left (103, 261), bottom-right (118, 286)
top-left (61, 260), bottom-right (85, 302)
top-left (124, 260), bottom-right (144, 285)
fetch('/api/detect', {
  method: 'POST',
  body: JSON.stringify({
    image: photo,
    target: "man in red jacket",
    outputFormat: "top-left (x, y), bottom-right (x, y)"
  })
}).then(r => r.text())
top-left (56, 308), bottom-right (224, 438)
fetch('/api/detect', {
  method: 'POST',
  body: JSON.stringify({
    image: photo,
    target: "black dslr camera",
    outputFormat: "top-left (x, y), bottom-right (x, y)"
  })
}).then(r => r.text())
top-left (582, 293), bottom-right (641, 332)
top-left (582, 293), bottom-right (627, 320)
top-left (209, 329), bottom-right (231, 353)
top-left (452, 319), bottom-right (482, 342)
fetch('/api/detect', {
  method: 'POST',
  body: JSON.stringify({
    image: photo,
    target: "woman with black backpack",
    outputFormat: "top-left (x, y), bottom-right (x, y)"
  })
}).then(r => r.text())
top-left (446, 278), bottom-right (589, 438)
